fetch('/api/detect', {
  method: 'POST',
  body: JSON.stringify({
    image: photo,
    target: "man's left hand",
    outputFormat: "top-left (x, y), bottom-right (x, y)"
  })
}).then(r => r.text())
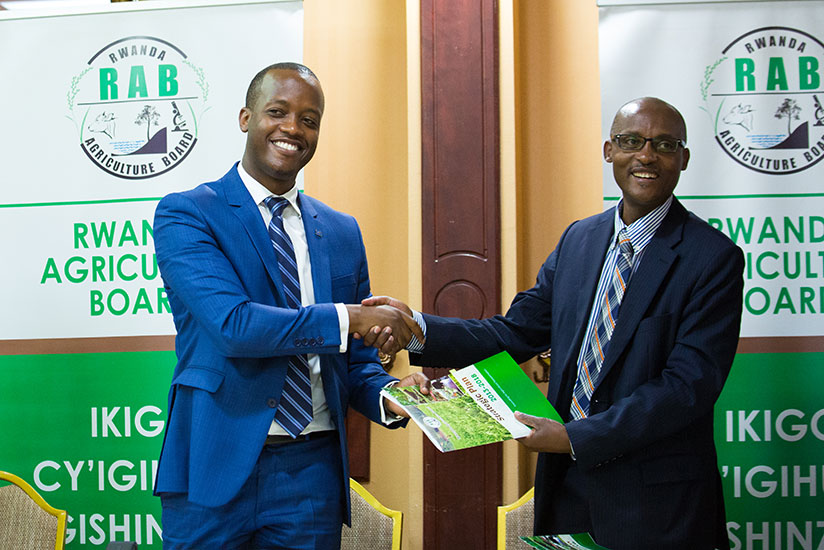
top-left (513, 412), bottom-right (572, 454)
top-left (385, 372), bottom-right (431, 418)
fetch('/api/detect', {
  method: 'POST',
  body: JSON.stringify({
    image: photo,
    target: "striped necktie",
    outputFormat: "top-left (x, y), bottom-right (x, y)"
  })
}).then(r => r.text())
top-left (570, 229), bottom-right (634, 420)
top-left (263, 196), bottom-right (313, 437)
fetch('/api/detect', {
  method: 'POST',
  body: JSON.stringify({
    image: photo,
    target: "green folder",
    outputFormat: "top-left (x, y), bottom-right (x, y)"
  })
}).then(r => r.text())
top-left (520, 533), bottom-right (610, 550)
top-left (469, 351), bottom-right (563, 424)
top-left (381, 350), bottom-right (561, 452)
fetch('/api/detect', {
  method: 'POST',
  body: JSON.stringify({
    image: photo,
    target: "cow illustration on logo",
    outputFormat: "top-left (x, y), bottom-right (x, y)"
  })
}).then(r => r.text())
top-left (67, 36), bottom-right (209, 180)
top-left (700, 26), bottom-right (824, 175)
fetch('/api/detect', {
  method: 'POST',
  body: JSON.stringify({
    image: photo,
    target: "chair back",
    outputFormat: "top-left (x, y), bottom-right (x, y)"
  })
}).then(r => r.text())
top-left (497, 487), bottom-right (534, 550)
top-left (341, 478), bottom-right (402, 550)
top-left (0, 471), bottom-right (67, 550)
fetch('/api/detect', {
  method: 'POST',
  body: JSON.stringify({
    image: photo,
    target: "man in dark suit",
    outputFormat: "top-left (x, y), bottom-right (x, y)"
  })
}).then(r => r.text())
top-left (363, 97), bottom-right (744, 549)
top-left (153, 62), bottom-right (427, 549)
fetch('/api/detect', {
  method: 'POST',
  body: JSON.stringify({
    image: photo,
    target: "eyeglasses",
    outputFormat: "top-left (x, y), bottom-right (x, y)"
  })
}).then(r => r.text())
top-left (612, 134), bottom-right (685, 154)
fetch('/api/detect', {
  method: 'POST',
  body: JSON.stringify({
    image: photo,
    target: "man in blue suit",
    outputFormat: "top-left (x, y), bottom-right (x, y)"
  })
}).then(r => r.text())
top-left (153, 62), bottom-right (428, 549)
top-left (364, 98), bottom-right (744, 549)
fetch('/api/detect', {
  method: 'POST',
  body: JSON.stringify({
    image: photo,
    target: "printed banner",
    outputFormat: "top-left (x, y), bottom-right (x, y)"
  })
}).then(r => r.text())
top-left (0, 0), bottom-right (302, 339)
top-left (599, 2), bottom-right (824, 547)
top-left (715, 353), bottom-right (823, 550)
top-left (0, 1), bottom-right (302, 547)
top-left (0, 352), bottom-right (173, 547)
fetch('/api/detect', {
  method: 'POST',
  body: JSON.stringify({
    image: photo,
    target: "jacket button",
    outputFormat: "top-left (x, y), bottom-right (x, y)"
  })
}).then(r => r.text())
top-left (294, 338), bottom-right (302, 347)
top-left (301, 338), bottom-right (309, 346)
top-left (309, 338), bottom-right (317, 346)
top-left (318, 336), bottom-right (325, 345)
top-left (267, 398), bottom-right (277, 408)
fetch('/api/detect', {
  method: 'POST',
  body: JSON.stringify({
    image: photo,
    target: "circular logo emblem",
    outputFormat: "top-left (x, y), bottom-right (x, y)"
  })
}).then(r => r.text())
top-left (67, 36), bottom-right (209, 180)
top-left (700, 27), bottom-right (824, 175)
top-left (422, 417), bottom-right (441, 429)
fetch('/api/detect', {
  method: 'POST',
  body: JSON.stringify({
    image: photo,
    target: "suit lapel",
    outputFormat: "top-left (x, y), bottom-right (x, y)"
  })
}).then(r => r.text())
top-left (573, 213), bottom-right (614, 338)
top-left (553, 212), bottom-right (614, 411)
top-left (594, 199), bottom-right (687, 387)
top-left (222, 166), bottom-right (288, 304)
top-left (299, 195), bottom-right (332, 304)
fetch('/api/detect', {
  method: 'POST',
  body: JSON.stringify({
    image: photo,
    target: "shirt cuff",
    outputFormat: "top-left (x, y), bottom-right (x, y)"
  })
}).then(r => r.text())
top-left (406, 309), bottom-right (426, 353)
top-left (379, 381), bottom-right (404, 425)
top-left (567, 423), bottom-right (577, 460)
top-left (334, 303), bottom-right (348, 353)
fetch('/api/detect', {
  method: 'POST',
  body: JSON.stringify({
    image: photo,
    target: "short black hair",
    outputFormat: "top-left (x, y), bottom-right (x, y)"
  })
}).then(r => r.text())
top-left (245, 62), bottom-right (320, 109)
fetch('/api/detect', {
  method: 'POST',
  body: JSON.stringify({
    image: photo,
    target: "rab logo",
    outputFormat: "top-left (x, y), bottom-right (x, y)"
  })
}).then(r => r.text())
top-left (67, 36), bottom-right (209, 180)
top-left (700, 26), bottom-right (824, 175)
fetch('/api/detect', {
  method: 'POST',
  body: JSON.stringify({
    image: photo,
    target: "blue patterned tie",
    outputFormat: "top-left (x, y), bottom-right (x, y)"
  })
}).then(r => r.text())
top-left (570, 229), bottom-right (634, 420)
top-left (263, 196), bottom-right (313, 437)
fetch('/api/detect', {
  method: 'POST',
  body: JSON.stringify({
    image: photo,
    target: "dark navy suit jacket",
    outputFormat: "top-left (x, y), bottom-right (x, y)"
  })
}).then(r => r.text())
top-left (152, 164), bottom-right (401, 521)
top-left (413, 198), bottom-right (744, 550)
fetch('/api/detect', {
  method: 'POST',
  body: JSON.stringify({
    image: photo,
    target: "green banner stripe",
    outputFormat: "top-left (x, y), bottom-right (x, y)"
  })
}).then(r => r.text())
top-left (0, 197), bottom-right (162, 208)
top-left (604, 193), bottom-right (824, 201)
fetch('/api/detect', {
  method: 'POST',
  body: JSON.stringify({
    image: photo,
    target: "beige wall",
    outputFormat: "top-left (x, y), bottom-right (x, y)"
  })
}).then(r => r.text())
top-left (516, 0), bottom-right (603, 291)
top-left (512, 0), bottom-right (603, 496)
top-left (304, 1), bottom-right (602, 547)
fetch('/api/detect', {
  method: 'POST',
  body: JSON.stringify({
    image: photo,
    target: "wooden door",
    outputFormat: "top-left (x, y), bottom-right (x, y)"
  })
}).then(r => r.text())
top-left (420, 1), bottom-right (502, 548)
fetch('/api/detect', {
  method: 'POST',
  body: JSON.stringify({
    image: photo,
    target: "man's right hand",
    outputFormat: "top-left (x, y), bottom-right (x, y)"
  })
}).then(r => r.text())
top-left (361, 295), bottom-right (413, 316)
top-left (356, 296), bottom-right (419, 351)
top-left (346, 303), bottom-right (422, 355)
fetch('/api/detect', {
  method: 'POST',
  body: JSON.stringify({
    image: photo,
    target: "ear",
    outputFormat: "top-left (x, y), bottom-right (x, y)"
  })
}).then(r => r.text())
top-left (681, 147), bottom-right (690, 171)
top-left (603, 140), bottom-right (613, 163)
top-left (238, 107), bottom-right (250, 133)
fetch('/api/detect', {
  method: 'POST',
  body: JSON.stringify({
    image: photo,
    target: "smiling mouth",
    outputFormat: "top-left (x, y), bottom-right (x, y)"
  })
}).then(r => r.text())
top-left (631, 170), bottom-right (658, 180)
top-left (272, 140), bottom-right (299, 152)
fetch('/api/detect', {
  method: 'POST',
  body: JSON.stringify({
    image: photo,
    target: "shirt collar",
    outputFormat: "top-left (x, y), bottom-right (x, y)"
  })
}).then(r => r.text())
top-left (237, 162), bottom-right (301, 217)
top-left (612, 195), bottom-right (673, 255)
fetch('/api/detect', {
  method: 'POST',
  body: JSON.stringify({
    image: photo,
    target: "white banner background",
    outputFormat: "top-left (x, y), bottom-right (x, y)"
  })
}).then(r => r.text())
top-left (0, 0), bottom-right (302, 339)
top-left (599, 1), bottom-right (824, 339)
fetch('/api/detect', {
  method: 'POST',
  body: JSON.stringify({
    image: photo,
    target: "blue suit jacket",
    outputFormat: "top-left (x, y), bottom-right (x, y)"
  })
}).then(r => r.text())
top-left (413, 199), bottom-right (744, 550)
top-left (152, 164), bottom-right (401, 518)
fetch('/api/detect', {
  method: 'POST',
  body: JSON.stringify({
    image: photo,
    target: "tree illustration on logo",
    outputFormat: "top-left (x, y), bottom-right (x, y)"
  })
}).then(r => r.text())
top-left (135, 105), bottom-right (161, 142)
top-left (774, 98), bottom-right (801, 136)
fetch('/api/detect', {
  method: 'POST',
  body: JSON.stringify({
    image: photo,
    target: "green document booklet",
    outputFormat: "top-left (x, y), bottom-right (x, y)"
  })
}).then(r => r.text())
top-left (520, 533), bottom-right (610, 550)
top-left (381, 351), bottom-right (562, 452)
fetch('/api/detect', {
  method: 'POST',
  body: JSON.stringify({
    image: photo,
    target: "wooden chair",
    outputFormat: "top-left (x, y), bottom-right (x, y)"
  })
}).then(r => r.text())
top-left (497, 487), bottom-right (534, 550)
top-left (341, 478), bottom-right (402, 550)
top-left (0, 471), bottom-right (67, 550)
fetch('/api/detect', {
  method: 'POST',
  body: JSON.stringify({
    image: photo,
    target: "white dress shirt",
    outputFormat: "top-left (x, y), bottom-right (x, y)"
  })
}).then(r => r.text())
top-left (237, 163), bottom-right (398, 433)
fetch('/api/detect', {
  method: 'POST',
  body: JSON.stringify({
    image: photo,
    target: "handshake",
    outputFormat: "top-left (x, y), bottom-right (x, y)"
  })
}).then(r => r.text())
top-left (346, 296), bottom-right (422, 356)
top-left (348, 296), bottom-right (433, 418)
